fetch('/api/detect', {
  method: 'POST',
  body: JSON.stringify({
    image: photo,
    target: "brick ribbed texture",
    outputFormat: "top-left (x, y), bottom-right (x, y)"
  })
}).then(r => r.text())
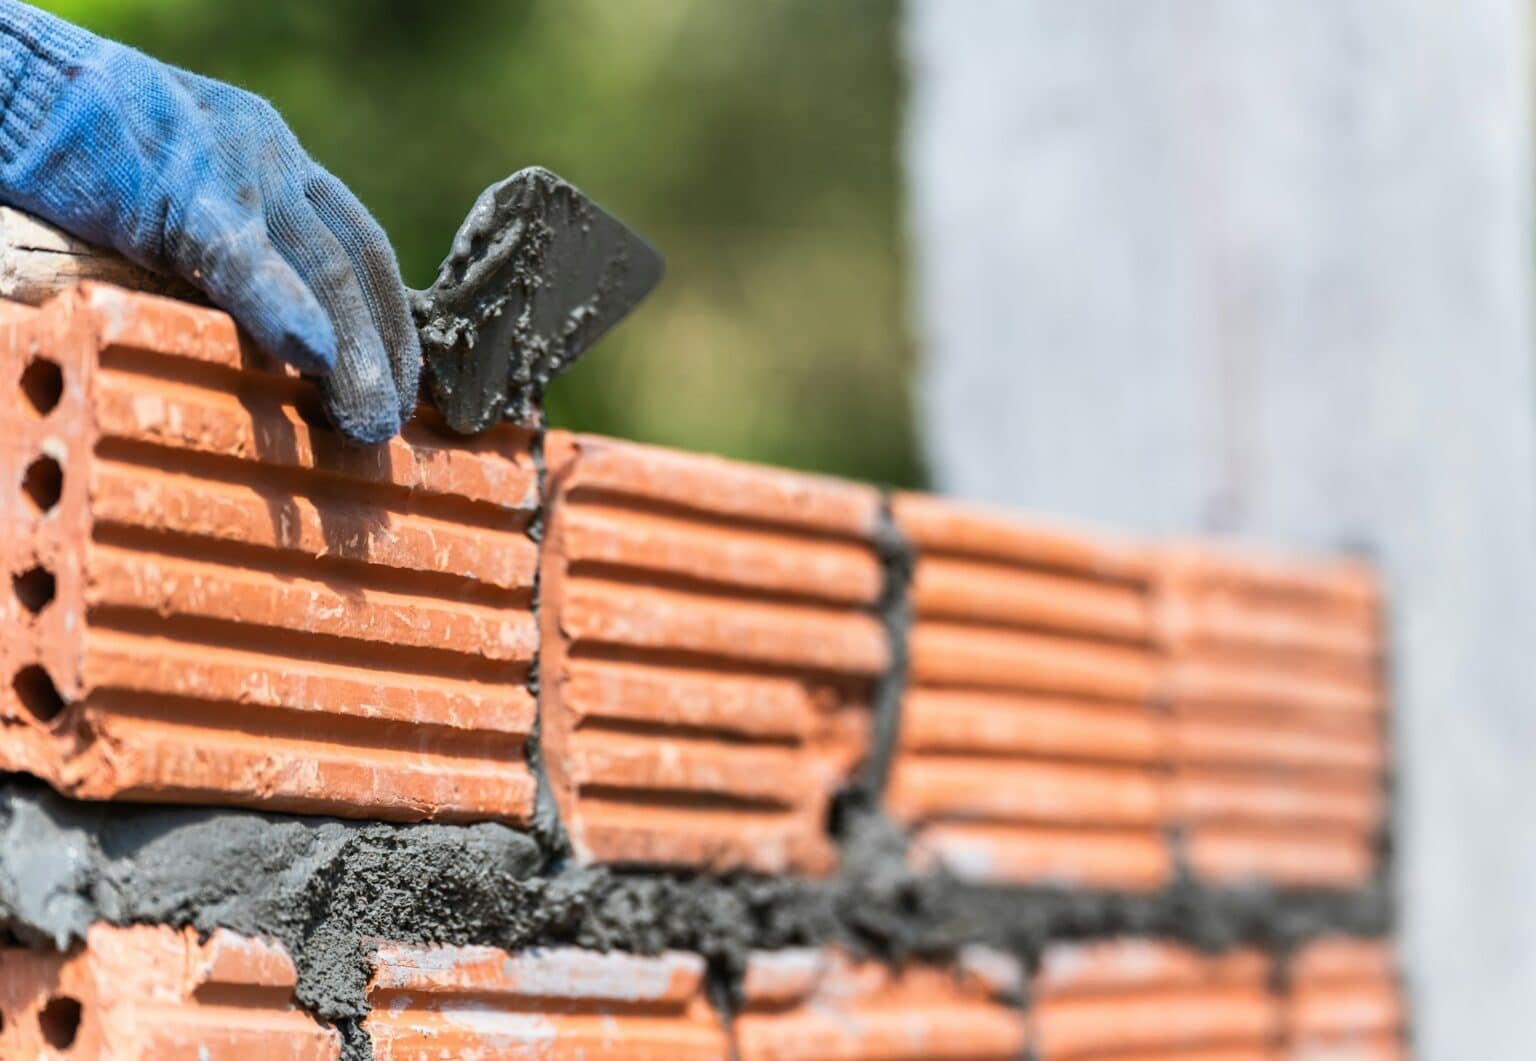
top-left (1156, 548), bottom-right (1386, 887)
top-left (888, 493), bottom-right (1172, 889)
top-left (0, 928), bottom-right (725, 1058)
top-left (731, 947), bottom-right (1026, 1059)
top-left (0, 925), bottom-right (336, 1058)
top-left (1030, 937), bottom-right (1407, 1059)
top-left (1, 930), bottom-right (1034, 1059)
top-left (365, 944), bottom-right (728, 1057)
top-left (1031, 940), bottom-right (1279, 1058)
top-left (1286, 939), bottom-right (1405, 1059)
top-left (0, 286), bottom-right (540, 822)
top-left (538, 431), bottom-right (886, 873)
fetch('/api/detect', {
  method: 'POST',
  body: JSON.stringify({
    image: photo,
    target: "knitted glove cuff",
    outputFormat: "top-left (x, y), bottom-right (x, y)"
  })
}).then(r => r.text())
top-left (0, 2), bottom-right (96, 167)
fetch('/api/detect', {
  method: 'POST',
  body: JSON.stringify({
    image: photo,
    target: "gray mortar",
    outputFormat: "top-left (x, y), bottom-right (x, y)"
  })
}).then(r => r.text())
top-left (842, 496), bottom-right (915, 810)
top-left (519, 417), bottom-right (571, 858)
top-left (0, 780), bottom-right (1392, 1058)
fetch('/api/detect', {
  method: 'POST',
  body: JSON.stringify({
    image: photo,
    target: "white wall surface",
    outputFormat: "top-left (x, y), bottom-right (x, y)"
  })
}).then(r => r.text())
top-left (905, 3), bottom-right (1535, 1057)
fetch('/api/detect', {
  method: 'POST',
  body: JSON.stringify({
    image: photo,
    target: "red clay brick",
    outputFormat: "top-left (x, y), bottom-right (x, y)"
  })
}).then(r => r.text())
top-left (365, 943), bottom-right (727, 1058)
top-left (912, 554), bottom-right (1152, 641)
top-left (909, 822), bottom-right (1173, 888)
top-left (890, 757), bottom-right (1167, 827)
top-left (901, 688), bottom-right (1164, 764)
top-left (1185, 826), bottom-right (1375, 888)
top-left (1284, 939), bottom-right (1405, 1060)
top-left (1031, 940), bottom-right (1279, 1059)
top-left (1, 928), bottom-right (731, 1059)
top-left (0, 925), bottom-right (338, 1058)
top-left (909, 621), bottom-right (1158, 701)
top-left (733, 947), bottom-right (1026, 1059)
top-left (0, 286), bottom-right (540, 823)
top-left (1171, 706), bottom-right (1385, 774)
top-left (1154, 545), bottom-right (1389, 889)
top-left (893, 493), bottom-right (1153, 583)
top-left (889, 494), bottom-right (1172, 890)
top-left (1172, 771), bottom-right (1383, 830)
top-left (538, 431), bottom-right (886, 874)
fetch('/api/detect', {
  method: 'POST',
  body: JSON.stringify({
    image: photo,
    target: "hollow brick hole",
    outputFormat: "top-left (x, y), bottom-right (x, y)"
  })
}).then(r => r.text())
top-left (21, 455), bottom-right (62, 514)
top-left (12, 665), bottom-right (65, 724)
top-left (13, 566), bottom-right (55, 614)
top-left (19, 357), bottom-right (63, 417)
top-left (38, 995), bottom-right (81, 1050)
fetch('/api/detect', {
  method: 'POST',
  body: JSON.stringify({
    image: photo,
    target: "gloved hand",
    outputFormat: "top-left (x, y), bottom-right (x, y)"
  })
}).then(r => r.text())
top-left (0, 1), bottom-right (418, 444)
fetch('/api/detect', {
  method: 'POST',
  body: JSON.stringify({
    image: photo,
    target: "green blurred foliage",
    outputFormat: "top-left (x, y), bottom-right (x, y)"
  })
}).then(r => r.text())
top-left (41, 0), bottom-right (923, 486)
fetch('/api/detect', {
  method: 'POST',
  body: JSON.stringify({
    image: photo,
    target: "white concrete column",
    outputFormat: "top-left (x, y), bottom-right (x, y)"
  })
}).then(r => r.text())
top-left (905, 3), bottom-right (1535, 1057)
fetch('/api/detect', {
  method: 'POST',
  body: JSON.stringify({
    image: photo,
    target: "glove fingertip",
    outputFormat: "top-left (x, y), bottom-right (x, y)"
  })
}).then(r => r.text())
top-left (247, 275), bottom-right (337, 376)
top-left (201, 241), bottom-right (339, 375)
top-left (269, 313), bottom-right (337, 376)
top-left (324, 391), bottom-right (402, 446)
top-left (318, 333), bottom-right (405, 446)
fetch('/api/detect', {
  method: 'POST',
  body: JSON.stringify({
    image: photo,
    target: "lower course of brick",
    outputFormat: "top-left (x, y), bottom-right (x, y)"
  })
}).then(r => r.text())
top-left (0, 925), bottom-right (1404, 1059)
top-left (0, 780), bottom-right (1397, 1058)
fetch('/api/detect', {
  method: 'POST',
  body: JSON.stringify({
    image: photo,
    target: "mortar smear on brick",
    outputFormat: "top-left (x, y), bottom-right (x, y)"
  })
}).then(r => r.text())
top-left (734, 947), bottom-right (1026, 1060)
top-left (366, 943), bottom-right (728, 1058)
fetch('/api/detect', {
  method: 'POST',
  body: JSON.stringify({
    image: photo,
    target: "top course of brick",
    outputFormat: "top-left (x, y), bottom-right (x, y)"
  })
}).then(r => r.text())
top-left (0, 285), bottom-right (1390, 887)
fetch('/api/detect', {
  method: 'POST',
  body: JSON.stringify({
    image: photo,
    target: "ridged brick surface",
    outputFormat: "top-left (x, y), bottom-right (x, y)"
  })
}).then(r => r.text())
top-left (733, 947), bottom-right (1026, 1059)
top-left (0, 928), bottom-right (727, 1059)
top-left (538, 431), bottom-right (887, 873)
top-left (0, 924), bottom-right (337, 1058)
top-left (889, 494), bottom-right (1173, 889)
top-left (0, 286), bottom-right (540, 822)
top-left (1284, 939), bottom-right (1405, 1060)
top-left (365, 943), bottom-right (728, 1058)
top-left (1030, 939), bottom-right (1280, 1059)
top-left (1156, 547), bottom-right (1386, 887)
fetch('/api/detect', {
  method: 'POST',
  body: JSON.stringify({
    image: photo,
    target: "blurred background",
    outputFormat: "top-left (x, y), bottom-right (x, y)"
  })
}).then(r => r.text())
top-left (46, 0), bottom-right (922, 487)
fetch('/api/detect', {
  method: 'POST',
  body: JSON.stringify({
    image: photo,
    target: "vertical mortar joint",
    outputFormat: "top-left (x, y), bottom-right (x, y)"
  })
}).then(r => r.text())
top-left (851, 491), bottom-right (914, 812)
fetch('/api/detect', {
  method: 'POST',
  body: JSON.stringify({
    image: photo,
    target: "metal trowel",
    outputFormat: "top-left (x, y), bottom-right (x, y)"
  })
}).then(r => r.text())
top-left (409, 167), bottom-right (664, 434)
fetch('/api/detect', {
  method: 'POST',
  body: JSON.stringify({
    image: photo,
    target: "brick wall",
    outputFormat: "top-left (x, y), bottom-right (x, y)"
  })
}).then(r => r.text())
top-left (0, 287), bottom-right (1404, 1058)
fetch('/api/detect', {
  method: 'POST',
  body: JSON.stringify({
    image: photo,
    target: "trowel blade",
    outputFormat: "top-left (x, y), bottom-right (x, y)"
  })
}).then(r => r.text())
top-left (411, 167), bottom-right (664, 435)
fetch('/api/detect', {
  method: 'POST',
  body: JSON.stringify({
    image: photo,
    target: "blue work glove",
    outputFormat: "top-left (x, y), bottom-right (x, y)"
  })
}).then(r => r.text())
top-left (0, 1), bottom-right (418, 444)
